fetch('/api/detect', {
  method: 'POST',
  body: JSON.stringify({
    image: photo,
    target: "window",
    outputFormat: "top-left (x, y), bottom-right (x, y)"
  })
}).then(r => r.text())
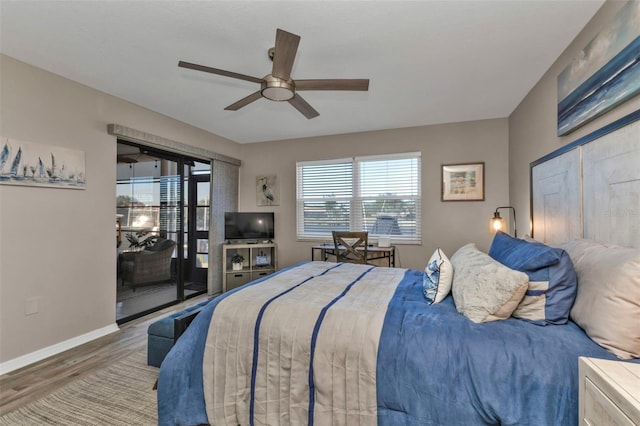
top-left (296, 152), bottom-right (421, 243)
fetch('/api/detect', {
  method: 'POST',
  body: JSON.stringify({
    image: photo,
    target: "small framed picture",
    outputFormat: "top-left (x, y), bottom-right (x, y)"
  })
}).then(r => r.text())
top-left (441, 162), bottom-right (484, 201)
top-left (256, 174), bottom-right (279, 206)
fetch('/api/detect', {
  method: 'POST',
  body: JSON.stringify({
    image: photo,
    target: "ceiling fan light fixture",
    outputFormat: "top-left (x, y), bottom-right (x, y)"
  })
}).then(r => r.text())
top-left (261, 74), bottom-right (295, 101)
top-left (179, 29), bottom-right (369, 118)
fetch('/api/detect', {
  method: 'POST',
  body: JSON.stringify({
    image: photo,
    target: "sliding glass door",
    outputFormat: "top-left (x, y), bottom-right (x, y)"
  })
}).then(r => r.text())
top-left (185, 169), bottom-right (210, 293)
top-left (116, 141), bottom-right (210, 323)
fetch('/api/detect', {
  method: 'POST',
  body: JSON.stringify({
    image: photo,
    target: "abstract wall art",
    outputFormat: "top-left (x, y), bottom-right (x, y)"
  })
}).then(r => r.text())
top-left (557, 0), bottom-right (640, 136)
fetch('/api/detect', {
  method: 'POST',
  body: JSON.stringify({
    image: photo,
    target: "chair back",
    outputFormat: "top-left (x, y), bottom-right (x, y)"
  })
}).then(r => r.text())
top-left (332, 231), bottom-right (369, 264)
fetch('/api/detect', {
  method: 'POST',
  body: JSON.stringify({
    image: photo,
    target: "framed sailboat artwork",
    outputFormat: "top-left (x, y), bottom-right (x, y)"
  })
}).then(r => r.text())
top-left (0, 137), bottom-right (86, 189)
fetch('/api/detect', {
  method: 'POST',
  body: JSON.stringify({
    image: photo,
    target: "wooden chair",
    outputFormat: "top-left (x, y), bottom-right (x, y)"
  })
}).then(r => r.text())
top-left (332, 231), bottom-right (369, 264)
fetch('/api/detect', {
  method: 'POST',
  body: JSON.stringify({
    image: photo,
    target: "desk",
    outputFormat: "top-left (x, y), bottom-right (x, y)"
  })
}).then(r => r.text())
top-left (312, 244), bottom-right (396, 267)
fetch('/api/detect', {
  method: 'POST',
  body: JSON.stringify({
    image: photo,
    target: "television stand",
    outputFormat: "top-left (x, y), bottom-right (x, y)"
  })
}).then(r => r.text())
top-left (222, 242), bottom-right (278, 292)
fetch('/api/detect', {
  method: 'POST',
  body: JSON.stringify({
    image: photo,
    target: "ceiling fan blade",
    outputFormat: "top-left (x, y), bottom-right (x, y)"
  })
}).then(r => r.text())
top-left (224, 91), bottom-right (263, 111)
top-left (271, 29), bottom-right (300, 81)
top-left (288, 94), bottom-right (319, 119)
top-left (178, 61), bottom-right (262, 84)
top-left (295, 79), bottom-right (370, 91)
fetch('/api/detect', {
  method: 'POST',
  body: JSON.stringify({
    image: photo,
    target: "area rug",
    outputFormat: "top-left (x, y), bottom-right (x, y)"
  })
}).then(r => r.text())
top-left (0, 352), bottom-right (158, 426)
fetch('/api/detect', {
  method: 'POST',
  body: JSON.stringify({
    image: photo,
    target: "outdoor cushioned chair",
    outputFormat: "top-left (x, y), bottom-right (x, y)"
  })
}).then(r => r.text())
top-left (120, 238), bottom-right (176, 290)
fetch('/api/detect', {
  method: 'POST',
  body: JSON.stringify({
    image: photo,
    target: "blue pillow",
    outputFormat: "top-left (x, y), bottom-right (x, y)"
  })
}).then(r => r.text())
top-left (488, 231), bottom-right (577, 325)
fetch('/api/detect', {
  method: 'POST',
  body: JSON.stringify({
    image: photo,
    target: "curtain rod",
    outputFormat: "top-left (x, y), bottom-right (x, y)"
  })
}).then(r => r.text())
top-left (107, 123), bottom-right (241, 166)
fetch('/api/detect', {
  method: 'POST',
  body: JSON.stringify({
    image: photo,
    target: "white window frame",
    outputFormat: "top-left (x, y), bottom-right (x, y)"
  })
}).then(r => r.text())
top-left (296, 152), bottom-right (421, 244)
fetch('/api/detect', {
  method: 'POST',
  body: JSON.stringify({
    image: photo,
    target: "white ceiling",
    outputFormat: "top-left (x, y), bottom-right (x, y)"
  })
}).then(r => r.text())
top-left (0, 1), bottom-right (605, 143)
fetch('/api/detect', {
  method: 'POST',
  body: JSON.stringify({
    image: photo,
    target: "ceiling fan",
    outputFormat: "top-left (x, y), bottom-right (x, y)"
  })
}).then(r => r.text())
top-left (178, 28), bottom-right (370, 119)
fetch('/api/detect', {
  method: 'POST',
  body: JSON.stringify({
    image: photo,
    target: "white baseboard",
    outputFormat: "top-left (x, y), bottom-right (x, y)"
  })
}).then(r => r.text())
top-left (0, 323), bottom-right (120, 375)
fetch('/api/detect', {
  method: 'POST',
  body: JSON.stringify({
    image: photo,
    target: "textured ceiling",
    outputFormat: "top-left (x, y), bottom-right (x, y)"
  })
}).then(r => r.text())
top-left (0, 1), bottom-right (605, 143)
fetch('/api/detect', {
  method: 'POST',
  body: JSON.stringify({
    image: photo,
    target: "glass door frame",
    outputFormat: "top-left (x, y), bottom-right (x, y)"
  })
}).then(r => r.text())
top-left (186, 171), bottom-right (211, 291)
top-left (116, 140), bottom-right (208, 323)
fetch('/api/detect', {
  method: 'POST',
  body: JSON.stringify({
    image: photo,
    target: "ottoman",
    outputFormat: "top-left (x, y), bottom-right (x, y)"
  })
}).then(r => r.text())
top-left (147, 299), bottom-right (210, 367)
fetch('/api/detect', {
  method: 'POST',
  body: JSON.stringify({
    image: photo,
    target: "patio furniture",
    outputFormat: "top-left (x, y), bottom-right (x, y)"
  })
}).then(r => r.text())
top-left (120, 238), bottom-right (176, 290)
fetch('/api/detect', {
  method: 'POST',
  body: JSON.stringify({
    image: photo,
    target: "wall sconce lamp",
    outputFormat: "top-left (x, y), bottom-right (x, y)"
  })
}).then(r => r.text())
top-left (490, 206), bottom-right (517, 238)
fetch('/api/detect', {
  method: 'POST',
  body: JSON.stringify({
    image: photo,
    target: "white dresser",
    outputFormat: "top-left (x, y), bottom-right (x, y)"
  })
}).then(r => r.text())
top-left (579, 357), bottom-right (640, 426)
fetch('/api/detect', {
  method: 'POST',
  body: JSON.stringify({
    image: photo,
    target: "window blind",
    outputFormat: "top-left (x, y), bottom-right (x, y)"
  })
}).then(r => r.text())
top-left (296, 152), bottom-right (421, 243)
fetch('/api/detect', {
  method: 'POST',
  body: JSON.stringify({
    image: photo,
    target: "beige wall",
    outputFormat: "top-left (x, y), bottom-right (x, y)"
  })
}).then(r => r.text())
top-left (0, 54), bottom-right (508, 370)
top-left (5, 0), bottom-right (630, 369)
top-left (238, 119), bottom-right (510, 271)
top-left (509, 0), bottom-right (640, 236)
top-left (0, 55), bottom-right (240, 365)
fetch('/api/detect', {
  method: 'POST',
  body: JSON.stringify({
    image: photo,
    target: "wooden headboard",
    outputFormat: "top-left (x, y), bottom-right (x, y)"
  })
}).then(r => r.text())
top-left (530, 109), bottom-right (640, 248)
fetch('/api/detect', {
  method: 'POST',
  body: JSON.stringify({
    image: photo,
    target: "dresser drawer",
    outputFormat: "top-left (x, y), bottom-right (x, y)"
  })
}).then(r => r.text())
top-left (579, 357), bottom-right (640, 426)
top-left (584, 377), bottom-right (635, 426)
top-left (252, 270), bottom-right (274, 281)
top-left (226, 272), bottom-right (250, 291)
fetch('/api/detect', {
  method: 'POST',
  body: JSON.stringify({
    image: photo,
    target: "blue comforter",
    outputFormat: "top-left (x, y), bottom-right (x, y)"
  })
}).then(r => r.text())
top-left (158, 265), bottom-right (634, 425)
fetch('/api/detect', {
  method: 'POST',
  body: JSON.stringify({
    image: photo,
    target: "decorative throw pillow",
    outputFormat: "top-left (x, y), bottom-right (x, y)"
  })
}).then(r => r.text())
top-left (488, 231), bottom-right (577, 325)
top-left (423, 248), bottom-right (453, 304)
top-left (559, 239), bottom-right (640, 360)
top-left (450, 243), bottom-right (529, 323)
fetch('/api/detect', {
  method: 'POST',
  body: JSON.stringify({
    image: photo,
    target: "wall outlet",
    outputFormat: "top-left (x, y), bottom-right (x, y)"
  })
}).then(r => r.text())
top-left (25, 297), bottom-right (39, 316)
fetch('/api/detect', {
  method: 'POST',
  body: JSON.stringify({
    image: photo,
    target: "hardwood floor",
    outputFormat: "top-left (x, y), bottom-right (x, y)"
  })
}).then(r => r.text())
top-left (0, 294), bottom-right (210, 415)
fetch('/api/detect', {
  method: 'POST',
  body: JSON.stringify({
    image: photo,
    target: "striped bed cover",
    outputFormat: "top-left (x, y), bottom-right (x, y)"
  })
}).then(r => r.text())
top-left (203, 261), bottom-right (404, 425)
top-left (158, 261), bottom-right (629, 425)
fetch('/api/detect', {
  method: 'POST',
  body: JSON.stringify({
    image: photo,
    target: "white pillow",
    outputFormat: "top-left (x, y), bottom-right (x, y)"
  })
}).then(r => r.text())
top-left (451, 243), bottom-right (529, 323)
top-left (423, 248), bottom-right (453, 304)
top-left (560, 239), bottom-right (640, 359)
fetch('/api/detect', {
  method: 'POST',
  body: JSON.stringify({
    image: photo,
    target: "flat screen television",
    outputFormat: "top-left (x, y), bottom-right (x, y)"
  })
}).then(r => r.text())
top-left (224, 212), bottom-right (274, 242)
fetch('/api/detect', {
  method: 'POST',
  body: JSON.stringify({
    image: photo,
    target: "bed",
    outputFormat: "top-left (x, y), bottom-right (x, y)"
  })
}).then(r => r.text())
top-left (158, 110), bottom-right (640, 426)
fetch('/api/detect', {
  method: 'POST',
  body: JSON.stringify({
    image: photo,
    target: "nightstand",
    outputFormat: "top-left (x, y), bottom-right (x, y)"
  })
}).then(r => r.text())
top-left (578, 357), bottom-right (640, 425)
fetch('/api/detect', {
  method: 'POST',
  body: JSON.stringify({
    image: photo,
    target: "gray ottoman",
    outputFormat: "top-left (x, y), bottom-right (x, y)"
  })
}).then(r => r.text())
top-left (147, 299), bottom-right (210, 367)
